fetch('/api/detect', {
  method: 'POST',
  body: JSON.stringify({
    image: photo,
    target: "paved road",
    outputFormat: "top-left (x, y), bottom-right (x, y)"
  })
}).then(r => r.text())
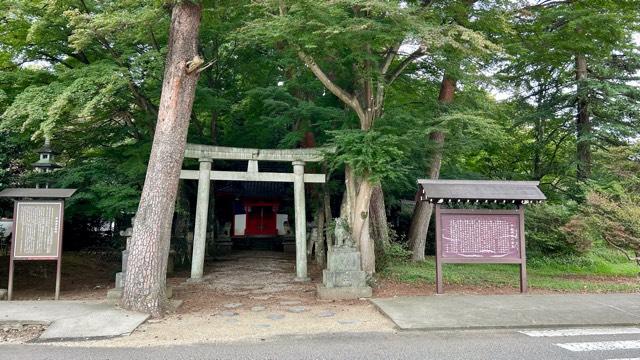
top-left (3, 327), bottom-right (640, 359)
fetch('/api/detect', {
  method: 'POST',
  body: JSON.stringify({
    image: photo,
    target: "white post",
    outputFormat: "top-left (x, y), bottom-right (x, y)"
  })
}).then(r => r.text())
top-left (293, 160), bottom-right (309, 281)
top-left (191, 159), bottom-right (212, 280)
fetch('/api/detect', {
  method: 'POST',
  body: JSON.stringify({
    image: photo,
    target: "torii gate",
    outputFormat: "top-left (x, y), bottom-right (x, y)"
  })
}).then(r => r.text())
top-left (179, 143), bottom-right (329, 282)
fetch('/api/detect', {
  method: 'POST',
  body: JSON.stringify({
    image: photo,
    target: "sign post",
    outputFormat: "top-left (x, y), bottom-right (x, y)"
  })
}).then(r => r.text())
top-left (434, 206), bottom-right (527, 294)
top-left (417, 180), bottom-right (545, 295)
top-left (0, 188), bottom-right (75, 301)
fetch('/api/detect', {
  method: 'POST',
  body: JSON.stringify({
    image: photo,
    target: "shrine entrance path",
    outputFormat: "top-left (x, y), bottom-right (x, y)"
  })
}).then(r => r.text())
top-left (92, 250), bottom-right (395, 346)
top-left (174, 250), bottom-right (320, 311)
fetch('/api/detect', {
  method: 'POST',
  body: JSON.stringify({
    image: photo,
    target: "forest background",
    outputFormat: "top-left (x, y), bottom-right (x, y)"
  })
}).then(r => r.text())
top-left (1, 0), bottom-right (639, 272)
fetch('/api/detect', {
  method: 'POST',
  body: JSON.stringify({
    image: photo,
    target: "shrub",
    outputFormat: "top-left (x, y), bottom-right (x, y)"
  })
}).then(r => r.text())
top-left (525, 202), bottom-right (588, 256)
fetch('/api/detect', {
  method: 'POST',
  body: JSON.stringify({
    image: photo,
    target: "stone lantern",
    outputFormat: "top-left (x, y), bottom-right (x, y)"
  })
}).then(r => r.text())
top-left (31, 137), bottom-right (61, 188)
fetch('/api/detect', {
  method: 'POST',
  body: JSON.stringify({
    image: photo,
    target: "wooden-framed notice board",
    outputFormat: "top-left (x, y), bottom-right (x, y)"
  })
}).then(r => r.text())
top-left (435, 206), bottom-right (527, 294)
top-left (0, 188), bottom-right (76, 300)
top-left (416, 180), bottom-right (546, 295)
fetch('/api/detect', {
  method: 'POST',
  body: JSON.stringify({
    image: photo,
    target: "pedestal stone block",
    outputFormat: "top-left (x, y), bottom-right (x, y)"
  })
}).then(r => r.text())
top-left (322, 270), bottom-right (367, 288)
top-left (115, 272), bottom-right (125, 289)
top-left (327, 250), bottom-right (361, 272)
top-left (316, 284), bottom-right (372, 300)
top-left (121, 250), bottom-right (129, 272)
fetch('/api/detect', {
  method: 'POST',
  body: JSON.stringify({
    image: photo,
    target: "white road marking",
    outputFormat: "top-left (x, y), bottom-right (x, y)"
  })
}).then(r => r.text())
top-left (604, 358), bottom-right (640, 360)
top-left (520, 328), bottom-right (640, 337)
top-left (555, 340), bottom-right (640, 352)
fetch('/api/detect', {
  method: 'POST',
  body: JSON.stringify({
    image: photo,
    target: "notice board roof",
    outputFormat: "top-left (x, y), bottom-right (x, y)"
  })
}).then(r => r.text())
top-left (0, 188), bottom-right (77, 199)
top-left (417, 180), bottom-right (546, 203)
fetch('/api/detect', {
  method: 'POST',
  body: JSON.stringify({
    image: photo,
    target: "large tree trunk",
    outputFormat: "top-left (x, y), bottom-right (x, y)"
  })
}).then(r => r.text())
top-left (369, 184), bottom-right (390, 262)
top-left (343, 167), bottom-right (376, 274)
top-left (122, 2), bottom-right (202, 317)
top-left (575, 53), bottom-right (591, 181)
top-left (407, 74), bottom-right (456, 261)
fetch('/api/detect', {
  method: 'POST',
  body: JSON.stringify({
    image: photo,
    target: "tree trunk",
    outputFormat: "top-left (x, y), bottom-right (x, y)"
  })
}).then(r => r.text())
top-left (323, 187), bottom-right (333, 252)
top-left (345, 168), bottom-right (376, 274)
top-left (122, 2), bottom-right (202, 317)
top-left (370, 183), bottom-right (389, 262)
top-left (575, 53), bottom-right (591, 181)
top-left (408, 74), bottom-right (456, 261)
top-left (315, 205), bottom-right (326, 266)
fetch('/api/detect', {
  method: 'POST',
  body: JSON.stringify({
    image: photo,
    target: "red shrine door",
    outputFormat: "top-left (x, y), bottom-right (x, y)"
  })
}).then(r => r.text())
top-left (244, 201), bottom-right (277, 237)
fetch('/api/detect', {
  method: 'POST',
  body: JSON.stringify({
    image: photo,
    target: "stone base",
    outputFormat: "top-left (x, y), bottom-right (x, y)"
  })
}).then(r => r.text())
top-left (115, 272), bottom-right (125, 288)
top-left (316, 284), bottom-right (372, 300)
top-left (323, 269), bottom-right (367, 288)
top-left (0, 288), bottom-right (7, 300)
top-left (327, 249), bottom-right (361, 272)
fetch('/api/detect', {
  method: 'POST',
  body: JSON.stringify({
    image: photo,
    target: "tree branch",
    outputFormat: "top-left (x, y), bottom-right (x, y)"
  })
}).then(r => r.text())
top-left (297, 50), bottom-right (366, 123)
top-left (386, 47), bottom-right (425, 85)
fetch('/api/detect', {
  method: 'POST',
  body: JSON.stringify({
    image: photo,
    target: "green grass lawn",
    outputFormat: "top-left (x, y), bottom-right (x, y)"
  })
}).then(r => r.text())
top-left (380, 249), bottom-right (640, 293)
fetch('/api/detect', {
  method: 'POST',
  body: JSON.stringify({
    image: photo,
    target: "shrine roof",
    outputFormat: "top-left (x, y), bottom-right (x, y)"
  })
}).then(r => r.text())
top-left (0, 188), bottom-right (77, 199)
top-left (417, 180), bottom-right (546, 204)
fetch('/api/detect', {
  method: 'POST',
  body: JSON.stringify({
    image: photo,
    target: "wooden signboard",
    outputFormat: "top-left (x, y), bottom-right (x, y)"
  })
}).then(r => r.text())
top-left (8, 200), bottom-right (65, 300)
top-left (434, 206), bottom-right (527, 294)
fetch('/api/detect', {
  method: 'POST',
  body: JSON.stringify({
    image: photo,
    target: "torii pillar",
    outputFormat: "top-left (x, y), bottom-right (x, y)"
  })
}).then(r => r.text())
top-left (293, 160), bottom-right (309, 281)
top-left (191, 158), bottom-right (211, 279)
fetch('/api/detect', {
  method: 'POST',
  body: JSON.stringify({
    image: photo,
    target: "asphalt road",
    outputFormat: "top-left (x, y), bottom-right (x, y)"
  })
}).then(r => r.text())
top-left (3, 327), bottom-right (640, 360)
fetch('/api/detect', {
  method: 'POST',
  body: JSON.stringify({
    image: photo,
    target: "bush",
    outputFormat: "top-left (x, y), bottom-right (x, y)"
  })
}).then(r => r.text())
top-left (566, 191), bottom-right (640, 267)
top-left (525, 202), bottom-right (589, 256)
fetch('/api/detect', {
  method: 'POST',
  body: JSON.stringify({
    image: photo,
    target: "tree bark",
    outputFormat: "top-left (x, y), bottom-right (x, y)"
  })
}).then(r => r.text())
top-left (122, 2), bottom-right (202, 317)
top-left (575, 53), bottom-right (591, 181)
top-left (344, 168), bottom-right (376, 274)
top-left (408, 74), bottom-right (456, 261)
top-left (369, 183), bottom-right (390, 262)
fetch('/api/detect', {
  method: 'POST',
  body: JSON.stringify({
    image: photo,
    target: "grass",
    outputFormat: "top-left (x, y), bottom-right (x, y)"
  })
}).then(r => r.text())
top-left (379, 248), bottom-right (640, 293)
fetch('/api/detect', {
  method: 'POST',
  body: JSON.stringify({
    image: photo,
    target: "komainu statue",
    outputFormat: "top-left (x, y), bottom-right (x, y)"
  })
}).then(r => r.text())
top-left (334, 217), bottom-right (355, 249)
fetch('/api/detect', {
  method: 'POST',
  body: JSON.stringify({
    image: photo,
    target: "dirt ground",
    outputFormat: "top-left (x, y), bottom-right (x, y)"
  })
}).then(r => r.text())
top-left (0, 253), bottom-right (120, 300)
top-left (0, 324), bottom-right (46, 344)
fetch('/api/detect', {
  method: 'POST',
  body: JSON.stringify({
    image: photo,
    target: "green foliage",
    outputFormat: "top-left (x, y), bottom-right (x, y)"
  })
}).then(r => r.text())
top-left (526, 202), bottom-right (584, 256)
top-left (0, 0), bottom-right (638, 269)
top-left (327, 129), bottom-right (410, 184)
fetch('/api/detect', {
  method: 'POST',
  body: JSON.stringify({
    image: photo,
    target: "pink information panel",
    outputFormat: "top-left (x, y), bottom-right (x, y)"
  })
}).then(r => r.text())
top-left (440, 213), bottom-right (521, 260)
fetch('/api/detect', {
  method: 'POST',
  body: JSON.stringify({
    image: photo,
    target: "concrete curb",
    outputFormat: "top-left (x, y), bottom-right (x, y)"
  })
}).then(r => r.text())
top-left (0, 301), bottom-right (150, 342)
top-left (370, 294), bottom-right (640, 331)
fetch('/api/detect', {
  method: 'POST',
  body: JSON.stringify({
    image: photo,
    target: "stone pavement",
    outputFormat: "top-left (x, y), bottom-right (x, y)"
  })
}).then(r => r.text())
top-left (0, 301), bottom-right (149, 341)
top-left (371, 293), bottom-right (640, 330)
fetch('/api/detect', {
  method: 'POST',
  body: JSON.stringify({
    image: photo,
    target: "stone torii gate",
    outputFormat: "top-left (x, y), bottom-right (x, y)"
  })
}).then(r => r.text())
top-left (179, 143), bottom-right (328, 282)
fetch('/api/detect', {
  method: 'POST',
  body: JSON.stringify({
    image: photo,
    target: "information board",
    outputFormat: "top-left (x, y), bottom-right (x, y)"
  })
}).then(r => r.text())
top-left (440, 213), bottom-right (521, 260)
top-left (435, 207), bottom-right (527, 294)
top-left (12, 201), bottom-right (63, 259)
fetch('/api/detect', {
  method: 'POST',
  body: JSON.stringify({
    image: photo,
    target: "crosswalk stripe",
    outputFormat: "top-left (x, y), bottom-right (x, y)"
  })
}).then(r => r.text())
top-left (555, 340), bottom-right (640, 352)
top-left (520, 328), bottom-right (640, 337)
